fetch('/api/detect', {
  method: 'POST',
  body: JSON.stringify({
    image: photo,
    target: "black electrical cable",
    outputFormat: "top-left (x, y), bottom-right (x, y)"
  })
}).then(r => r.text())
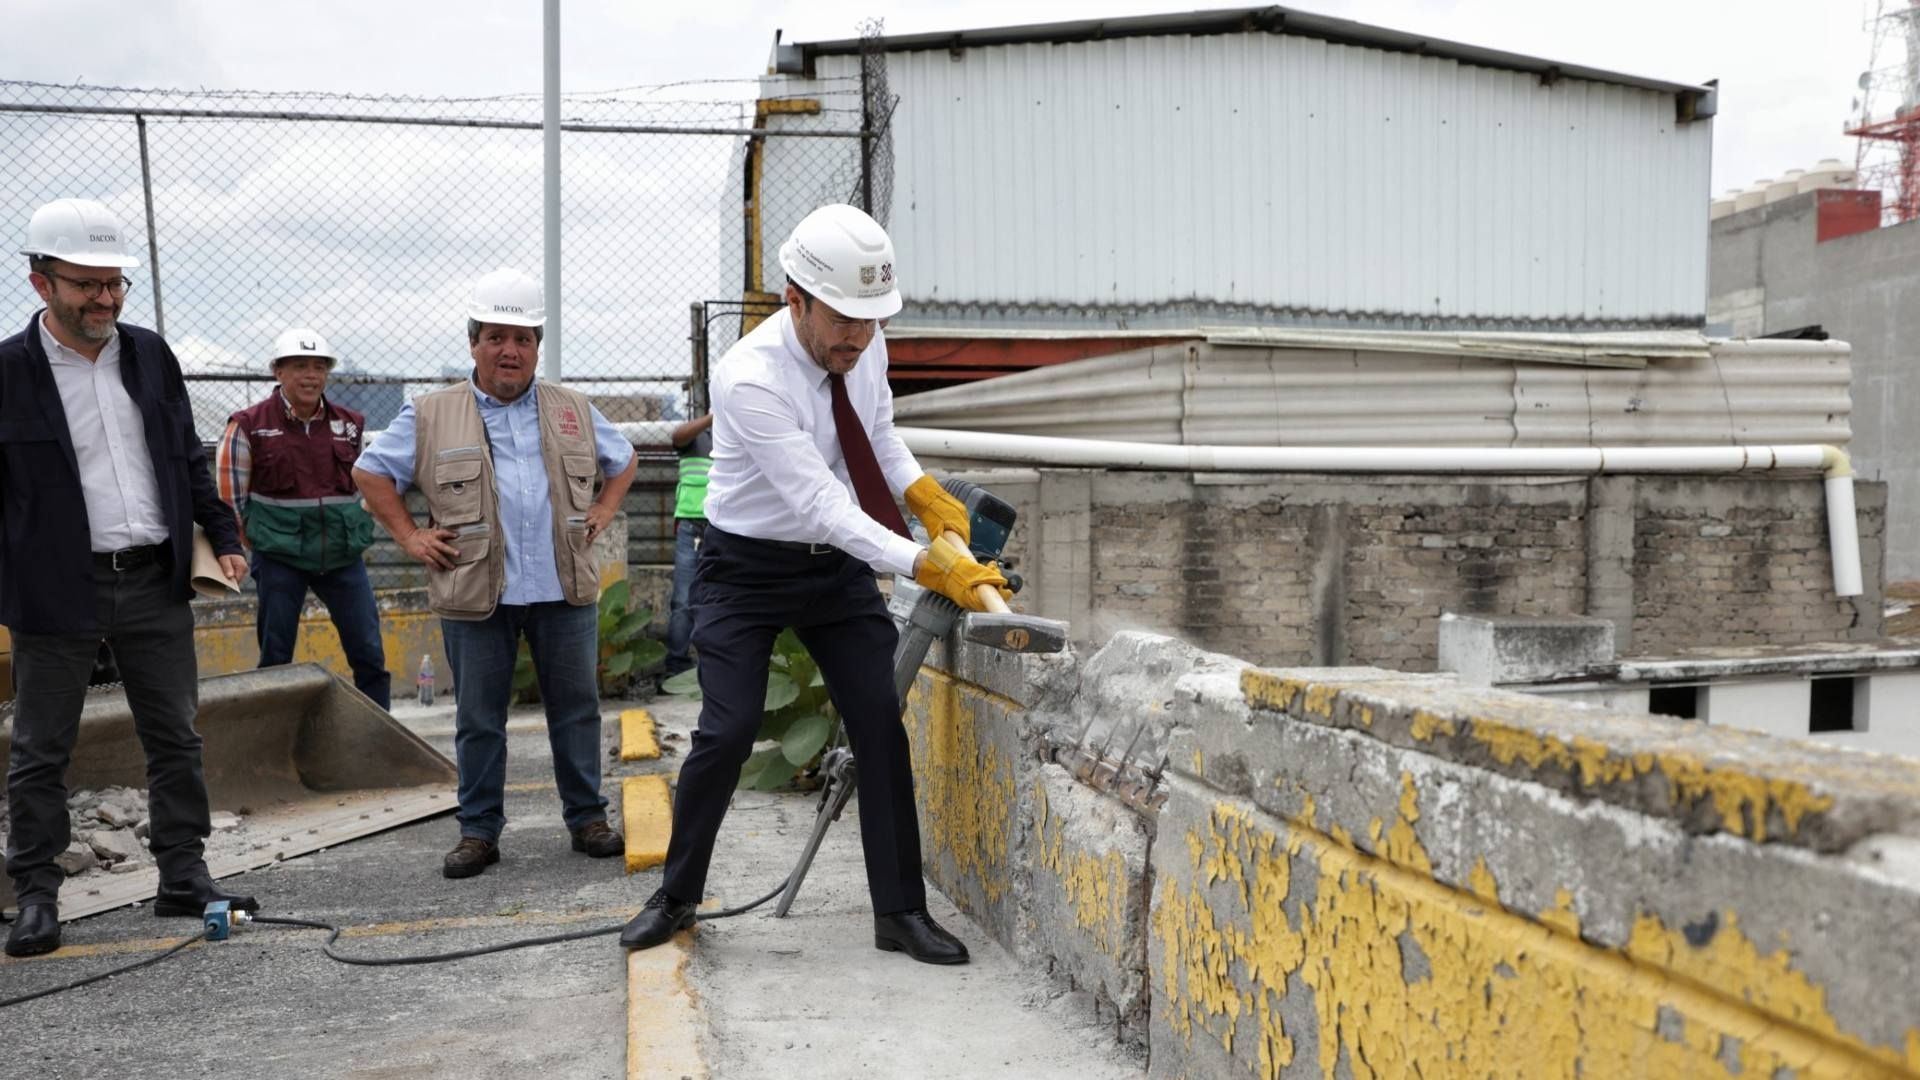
top-left (0, 872), bottom-right (797, 1003)
top-left (0, 928), bottom-right (211, 1010)
top-left (249, 876), bottom-right (791, 967)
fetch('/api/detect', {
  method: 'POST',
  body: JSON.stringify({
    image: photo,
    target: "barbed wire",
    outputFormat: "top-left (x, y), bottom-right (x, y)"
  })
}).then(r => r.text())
top-left (0, 76), bottom-right (879, 433)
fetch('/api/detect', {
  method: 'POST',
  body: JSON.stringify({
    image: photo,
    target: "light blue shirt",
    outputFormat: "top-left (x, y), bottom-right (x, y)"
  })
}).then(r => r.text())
top-left (358, 377), bottom-right (634, 605)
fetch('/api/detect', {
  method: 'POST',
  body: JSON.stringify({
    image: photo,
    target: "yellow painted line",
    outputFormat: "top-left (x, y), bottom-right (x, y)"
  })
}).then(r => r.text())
top-left (0, 907), bottom-right (636, 964)
top-left (503, 781), bottom-right (555, 793)
top-left (0, 933), bottom-right (210, 964)
top-left (620, 708), bottom-right (661, 762)
top-left (622, 775), bottom-right (673, 873)
top-left (627, 933), bottom-right (704, 1079)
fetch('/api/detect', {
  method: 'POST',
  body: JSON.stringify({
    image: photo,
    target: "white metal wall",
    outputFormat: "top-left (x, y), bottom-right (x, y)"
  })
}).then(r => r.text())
top-left (890, 338), bottom-right (1852, 449)
top-left (796, 32), bottom-right (1711, 330)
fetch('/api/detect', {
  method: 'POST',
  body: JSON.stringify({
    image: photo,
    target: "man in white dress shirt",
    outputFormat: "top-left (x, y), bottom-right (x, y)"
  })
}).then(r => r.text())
top-left (2, 199), bottom-right (255, 958)
top-left (620, 204), bottom-right (1008, 964)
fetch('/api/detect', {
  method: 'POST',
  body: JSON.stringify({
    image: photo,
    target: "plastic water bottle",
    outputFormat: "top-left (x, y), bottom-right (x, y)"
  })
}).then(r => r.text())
top-left (417, 655), bottom-right (436, 706)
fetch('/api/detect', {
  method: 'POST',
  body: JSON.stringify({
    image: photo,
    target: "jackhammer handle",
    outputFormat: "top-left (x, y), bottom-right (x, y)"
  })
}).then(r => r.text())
top-left (941, 530), bottom-right (1011, 614)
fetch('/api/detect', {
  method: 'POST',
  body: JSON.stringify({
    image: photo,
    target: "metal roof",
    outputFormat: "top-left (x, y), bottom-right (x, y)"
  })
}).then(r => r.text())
top-left (777, 6), bottom-right (1716, 106)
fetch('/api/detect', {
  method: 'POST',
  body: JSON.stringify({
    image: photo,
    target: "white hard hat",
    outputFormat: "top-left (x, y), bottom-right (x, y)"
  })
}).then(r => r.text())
top-left (777, 204), bottom-right (901, 320)
top-left (20, 198), bottom-right (140, 269)
top-left (466, 268), bottom-right (545, 327)
top-left (270, 327), bottom-right (337, 369)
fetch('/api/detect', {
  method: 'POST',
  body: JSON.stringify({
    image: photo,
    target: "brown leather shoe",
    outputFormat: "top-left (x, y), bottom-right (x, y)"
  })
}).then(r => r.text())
top-left (443, 837), bottom-right (500, 879)
top-left (570, 820), bottom-right (624, 858)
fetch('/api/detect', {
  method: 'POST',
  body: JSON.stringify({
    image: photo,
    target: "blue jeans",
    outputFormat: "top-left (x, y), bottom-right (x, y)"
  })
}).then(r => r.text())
top-left (253, 554), bottom-right (391, 709)
top-left (439, 600), bottom-right (607, 842)
top-left (664, 519), bottom-right (706, 677)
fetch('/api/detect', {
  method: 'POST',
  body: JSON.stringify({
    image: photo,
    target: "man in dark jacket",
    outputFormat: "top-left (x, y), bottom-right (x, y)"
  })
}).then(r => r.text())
top-left (215, 327), bottom-right (389, 707)
top-left (2, 198), bottom-right (259, 958)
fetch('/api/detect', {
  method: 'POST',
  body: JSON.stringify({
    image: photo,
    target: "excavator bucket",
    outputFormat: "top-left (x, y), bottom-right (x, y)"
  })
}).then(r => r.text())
top-left (0, 663), bottom-right (458, 920)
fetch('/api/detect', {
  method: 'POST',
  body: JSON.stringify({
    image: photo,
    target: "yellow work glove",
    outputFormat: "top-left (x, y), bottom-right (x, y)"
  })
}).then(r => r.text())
top-left (904, 475), bottom-right (970, 546)
top-left (914, 534), bottom-right (1011, 613)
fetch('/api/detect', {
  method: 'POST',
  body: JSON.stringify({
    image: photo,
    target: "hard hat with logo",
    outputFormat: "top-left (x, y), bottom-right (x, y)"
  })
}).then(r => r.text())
top-left (777, 203), bottom-right (901, 320)
top-left (20, 198), bottom-right (140, 269)
top-left (466, 268), bottom-right (545, 328)
top-left (269, 327), bottom-right (337, 370)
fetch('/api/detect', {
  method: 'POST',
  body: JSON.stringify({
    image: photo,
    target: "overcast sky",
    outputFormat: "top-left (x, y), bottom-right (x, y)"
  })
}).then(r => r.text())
top-left (4, 0), bottom-right (1882, 195)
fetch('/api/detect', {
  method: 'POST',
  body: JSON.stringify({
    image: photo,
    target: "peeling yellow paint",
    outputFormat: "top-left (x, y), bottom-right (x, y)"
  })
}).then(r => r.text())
top-left (1467, 858), bottom-right (1501, 904)
top-left (1243, 670), bottom-right (1846, 846)
top-left (1156, 780), bottom-right (1919, 1079)
top-left (1239, 671), bottom-right (1305, 713)
top-left (1301, 683), bottom-right (1338, 718)
top-left (1033, 784), bottom-right (1134, 957)
top-left (907, 671), bottom-right (1014, 908)
top-left (1539, 888), bottom-right (1582, 937)
top-left (1409, 708), bottom-right (1457, 741)
top-left (1466, 718), bottom-right (1835, 842)
top-left (1381, 773), bottom-right (1433, 877)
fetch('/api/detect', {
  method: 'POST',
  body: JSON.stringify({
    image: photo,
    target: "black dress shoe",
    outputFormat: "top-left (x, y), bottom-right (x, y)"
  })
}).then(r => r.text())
top-left (620, 889), bottom-right (696, 950)
top-left (443, 837), bottom-right (500, 879)
top-left (153, 875), bottom-right (260, 918)
top-left (4, 903), bottom-right (60, 958)
top-left (874, 909), bottom-right (970, 965)
top-left (571, 821), bottom-right (625, 858)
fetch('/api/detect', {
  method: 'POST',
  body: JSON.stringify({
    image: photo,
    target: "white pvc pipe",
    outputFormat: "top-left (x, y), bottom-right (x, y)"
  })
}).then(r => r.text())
top-left (898, 428), bottom-right (1864, 598)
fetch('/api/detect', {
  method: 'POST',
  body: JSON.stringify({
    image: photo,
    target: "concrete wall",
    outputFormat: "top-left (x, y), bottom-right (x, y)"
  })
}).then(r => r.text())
top-left (1711, 190), bottom-right (1920, 578)
top-left (938, 468), bottom-right (1884, 670)
top-left (904, 629), bottom-right (1920, 1078)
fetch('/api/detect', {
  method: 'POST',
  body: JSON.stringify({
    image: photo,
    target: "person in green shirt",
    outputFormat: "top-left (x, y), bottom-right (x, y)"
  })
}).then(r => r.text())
top-left (661, 413), bottom-right (712, 687)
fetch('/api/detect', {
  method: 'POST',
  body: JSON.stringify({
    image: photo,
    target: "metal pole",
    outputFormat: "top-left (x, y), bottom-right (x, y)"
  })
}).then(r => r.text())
top-left (688, 302), bottom-right (708, 416)
top-left (858, 57), bottom-right (874, 214)
top-left (542, 0), bottom-right (562, 382)
top-left (135, 114), bottom-right (166, 338)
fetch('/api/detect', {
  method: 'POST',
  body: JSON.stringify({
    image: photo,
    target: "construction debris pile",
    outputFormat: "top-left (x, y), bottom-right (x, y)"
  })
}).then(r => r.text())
top-left (0, 786), bottom-right (248, 881)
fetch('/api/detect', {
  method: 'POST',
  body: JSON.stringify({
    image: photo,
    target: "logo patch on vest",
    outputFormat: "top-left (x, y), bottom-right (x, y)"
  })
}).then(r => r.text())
top-left (557, 405), bottom-right (581, 438)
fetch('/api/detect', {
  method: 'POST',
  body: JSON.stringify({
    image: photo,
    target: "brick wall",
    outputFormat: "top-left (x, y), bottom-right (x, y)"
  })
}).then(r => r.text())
top-left (1012, 470), bottom-right (1884, 670)
top-left (1342, 485), bottom-right (1589, 672)
top-left (1631, 478), bottom-right (1878, 654)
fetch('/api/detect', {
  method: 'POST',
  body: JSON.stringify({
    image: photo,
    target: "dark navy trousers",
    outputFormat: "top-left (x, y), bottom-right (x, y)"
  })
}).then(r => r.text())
top-left (661, 525), bottom-right (926, 915)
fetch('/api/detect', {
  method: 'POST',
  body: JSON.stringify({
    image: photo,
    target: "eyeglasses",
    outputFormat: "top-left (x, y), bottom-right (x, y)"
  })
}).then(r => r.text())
top-left (43, 272), bottom-right (132, 300)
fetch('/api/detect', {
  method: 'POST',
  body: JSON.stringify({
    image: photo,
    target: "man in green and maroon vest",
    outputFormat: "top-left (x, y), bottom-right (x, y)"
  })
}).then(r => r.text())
top-left (215, 327), bottom-right (389, 707)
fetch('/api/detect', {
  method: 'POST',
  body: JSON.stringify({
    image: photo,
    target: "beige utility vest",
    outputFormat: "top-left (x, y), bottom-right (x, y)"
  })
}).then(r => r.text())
top-left (412, 380), bottom-right (603, 620)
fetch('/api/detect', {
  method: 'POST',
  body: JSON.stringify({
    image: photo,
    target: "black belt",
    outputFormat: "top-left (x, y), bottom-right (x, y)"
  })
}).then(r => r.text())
top-left (708, 526), bottom-right (839, 557)
top-left (93, 543), bottom-right (166, 572)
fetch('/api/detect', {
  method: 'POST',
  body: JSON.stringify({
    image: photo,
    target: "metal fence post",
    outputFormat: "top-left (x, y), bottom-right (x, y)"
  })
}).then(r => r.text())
top-left (858, 59), bottom-right (874, 215)
top-left (542, 0), bottom-right (562, 383)
top-left (135, 113), bottom-right (166, 338)
top-left (688, 302), bottom-right (709, 417)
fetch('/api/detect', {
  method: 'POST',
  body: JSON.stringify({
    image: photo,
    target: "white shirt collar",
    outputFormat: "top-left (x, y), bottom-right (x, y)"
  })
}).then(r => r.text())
top-left (38, 311), bottom-right (118, 363)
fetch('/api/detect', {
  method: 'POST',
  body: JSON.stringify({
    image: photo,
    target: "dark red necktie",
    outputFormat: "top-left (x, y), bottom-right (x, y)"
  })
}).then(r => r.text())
top-left (829, 373), bottom-right (910, 538)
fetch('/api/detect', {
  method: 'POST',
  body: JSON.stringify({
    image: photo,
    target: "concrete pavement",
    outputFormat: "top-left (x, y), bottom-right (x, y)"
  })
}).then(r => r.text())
top-left (0, 691), bottom-right (1143, 1079)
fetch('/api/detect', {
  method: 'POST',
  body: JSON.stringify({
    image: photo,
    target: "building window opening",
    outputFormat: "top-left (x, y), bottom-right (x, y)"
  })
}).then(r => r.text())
top-left (1649, 684), bottom-right (1699, 719)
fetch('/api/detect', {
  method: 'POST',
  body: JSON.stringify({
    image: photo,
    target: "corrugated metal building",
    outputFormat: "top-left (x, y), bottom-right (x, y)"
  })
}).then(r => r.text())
top-left (738, 7), bottom-right (1717, 335)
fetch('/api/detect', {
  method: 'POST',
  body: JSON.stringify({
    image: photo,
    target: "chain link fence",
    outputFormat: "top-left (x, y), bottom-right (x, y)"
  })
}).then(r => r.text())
top-left (0, 75), bottom-right (876, 437)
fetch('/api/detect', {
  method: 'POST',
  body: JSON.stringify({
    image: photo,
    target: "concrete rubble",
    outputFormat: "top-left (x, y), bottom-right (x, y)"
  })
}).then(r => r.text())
top-left (0, 784), bottom-right (253, 888)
